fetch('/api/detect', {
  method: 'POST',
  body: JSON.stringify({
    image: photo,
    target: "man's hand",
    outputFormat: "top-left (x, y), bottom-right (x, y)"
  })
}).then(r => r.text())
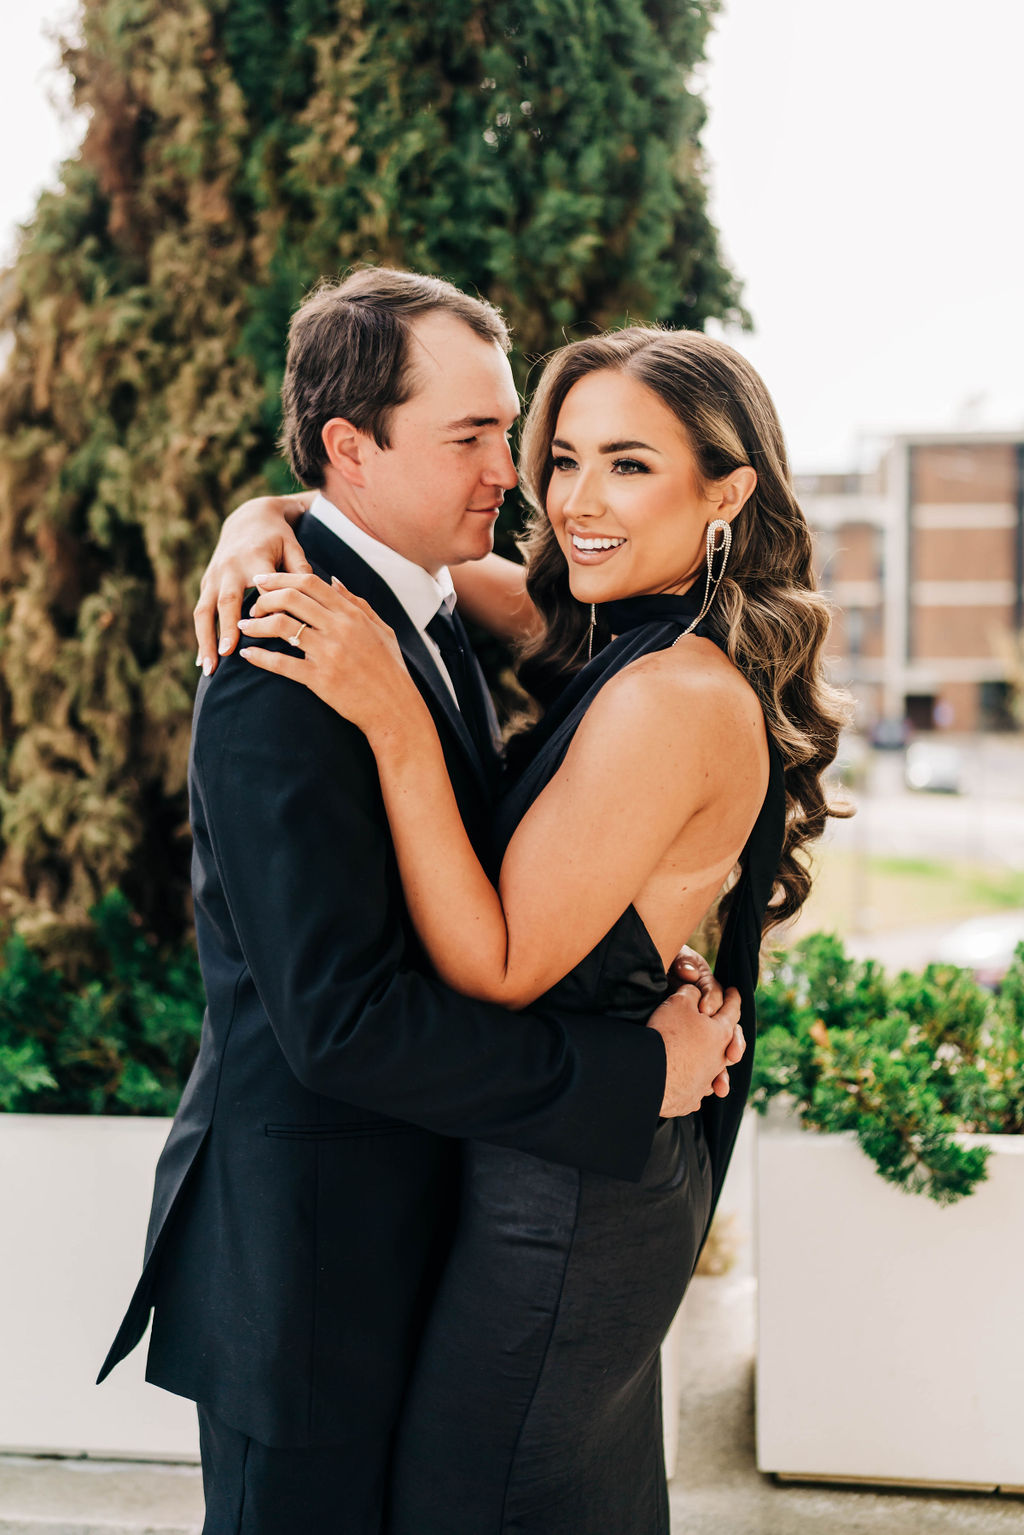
top-left (647, 984), bottom-right (745, 1118)
top-left (194, 495), bottom-right (313, 676)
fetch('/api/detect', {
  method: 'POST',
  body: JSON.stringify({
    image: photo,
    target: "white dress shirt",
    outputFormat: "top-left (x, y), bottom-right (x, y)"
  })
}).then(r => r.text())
top-left (308, 493), bottom-right (460, 704)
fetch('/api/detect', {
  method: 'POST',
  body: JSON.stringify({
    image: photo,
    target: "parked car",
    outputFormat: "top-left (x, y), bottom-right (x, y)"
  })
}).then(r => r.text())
top-left (870, 716), bottom-right (911, 751)
top-left (904, 740), bottom-right (963, 793)
top-left (937, 911), bottom-right (1024, 989)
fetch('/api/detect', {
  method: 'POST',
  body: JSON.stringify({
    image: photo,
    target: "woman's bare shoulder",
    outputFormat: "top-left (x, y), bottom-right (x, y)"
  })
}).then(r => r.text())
top-left (552, 638), bottom-right (766, 835)
top-left (584, 635), bottom-right (764, 746)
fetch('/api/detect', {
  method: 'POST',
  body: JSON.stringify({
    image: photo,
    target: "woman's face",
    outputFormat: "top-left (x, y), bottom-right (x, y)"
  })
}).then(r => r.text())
top-left (545, 368), bottom-right (731, 604)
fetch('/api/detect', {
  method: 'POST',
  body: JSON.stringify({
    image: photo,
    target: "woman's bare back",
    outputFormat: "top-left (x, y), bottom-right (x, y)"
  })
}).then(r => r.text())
top-left (622, 636), bottom-right (770, 966)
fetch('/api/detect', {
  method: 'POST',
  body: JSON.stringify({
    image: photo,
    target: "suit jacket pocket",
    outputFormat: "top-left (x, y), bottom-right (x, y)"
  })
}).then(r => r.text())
top-left (264, 1120), bottom-right (418, 1141)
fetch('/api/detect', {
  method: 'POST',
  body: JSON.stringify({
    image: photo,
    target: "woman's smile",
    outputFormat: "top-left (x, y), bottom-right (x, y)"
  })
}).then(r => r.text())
top-left (568, 527), bottom-right (628, 563)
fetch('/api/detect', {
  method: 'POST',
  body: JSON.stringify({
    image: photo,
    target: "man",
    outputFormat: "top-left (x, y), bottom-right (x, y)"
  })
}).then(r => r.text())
top-left (100, 268), bottom-right (743, 1533)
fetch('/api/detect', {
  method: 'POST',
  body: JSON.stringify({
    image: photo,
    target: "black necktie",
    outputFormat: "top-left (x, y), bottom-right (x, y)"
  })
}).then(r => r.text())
top-left (425, 605), bottom-right (493, 761)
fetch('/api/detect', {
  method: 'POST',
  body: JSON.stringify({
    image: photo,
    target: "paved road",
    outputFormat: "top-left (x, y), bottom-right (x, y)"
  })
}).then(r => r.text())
top-left (828, 736), bottom-right (1024, 870)
top-left (840, 913), bottom-right (1024, 974)
top-left (829, 790), bottom-right (1024, 871)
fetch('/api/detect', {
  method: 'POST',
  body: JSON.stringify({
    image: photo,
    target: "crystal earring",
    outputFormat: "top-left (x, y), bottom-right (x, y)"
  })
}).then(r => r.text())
top-left (676, 518), bottom-right (732, 641)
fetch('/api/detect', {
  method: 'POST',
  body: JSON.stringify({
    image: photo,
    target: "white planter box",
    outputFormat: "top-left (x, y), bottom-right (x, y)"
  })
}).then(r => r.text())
top-left (755, 1115), bottom-right (1024, 1490)
top-left (0, 1115), bottom-right (199, 1460)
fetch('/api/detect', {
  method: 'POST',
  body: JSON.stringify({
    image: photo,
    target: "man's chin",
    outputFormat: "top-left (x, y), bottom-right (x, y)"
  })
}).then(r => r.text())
top-left (449, 526), bottom-right (498, 565)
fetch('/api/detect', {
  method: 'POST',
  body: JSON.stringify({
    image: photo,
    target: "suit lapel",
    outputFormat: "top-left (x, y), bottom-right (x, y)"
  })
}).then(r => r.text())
top-left (297, 514), bottom-right (496, 804)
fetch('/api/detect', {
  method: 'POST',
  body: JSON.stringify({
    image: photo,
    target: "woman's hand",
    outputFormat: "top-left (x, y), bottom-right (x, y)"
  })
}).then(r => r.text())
top-left (237, 572), bottom-right (425, 742)
top-left (194, 493), bottom-right (314, 676)
top-left (669, 945), bottom-right (737, 1098)
top-left (670, 945), bottom-right (722, 1016)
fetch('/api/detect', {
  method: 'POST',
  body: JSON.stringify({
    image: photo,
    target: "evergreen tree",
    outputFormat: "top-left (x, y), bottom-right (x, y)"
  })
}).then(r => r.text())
top-left (0, 0), bottom-right (743, 959)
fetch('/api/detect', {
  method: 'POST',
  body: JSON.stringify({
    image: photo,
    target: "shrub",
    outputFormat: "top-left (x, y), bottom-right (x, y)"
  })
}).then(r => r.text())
top-left (0, 891), bottom-right (203, 1115)
top-left (751, 932), bottom-right (1024, 1204)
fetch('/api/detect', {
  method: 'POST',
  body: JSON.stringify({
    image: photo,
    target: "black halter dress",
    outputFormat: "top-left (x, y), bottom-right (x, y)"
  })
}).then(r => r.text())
top-left (387, 592), bottom-right (786, 1535)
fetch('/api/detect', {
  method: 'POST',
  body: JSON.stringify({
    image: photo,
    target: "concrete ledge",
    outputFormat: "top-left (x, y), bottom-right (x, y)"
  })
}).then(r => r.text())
top-left (0, 1525), bottom-right (196, 1534)
top-left (0, 1458), bottom-right (202, 1535)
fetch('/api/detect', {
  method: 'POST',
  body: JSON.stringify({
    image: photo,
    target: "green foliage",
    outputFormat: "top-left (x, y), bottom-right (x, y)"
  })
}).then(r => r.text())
top-left (752, 933), bottom-right (1024, 1205)
top-left (0, 0), bottom-right (741, 958)
top-left (0, 891), bottom-right (203, 1115)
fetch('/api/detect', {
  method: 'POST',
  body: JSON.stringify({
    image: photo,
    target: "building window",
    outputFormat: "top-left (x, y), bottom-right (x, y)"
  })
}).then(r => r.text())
top-left (905, 694), bottom-right (937, 731)
top-left (979, 680), bottom-right (1017, 732)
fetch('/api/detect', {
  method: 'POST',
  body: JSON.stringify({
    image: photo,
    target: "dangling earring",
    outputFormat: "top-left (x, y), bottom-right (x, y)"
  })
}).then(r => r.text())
top-left (678, 518), bottom-right (732, 640)
top-left (587, 603), bottom-right (596, 661)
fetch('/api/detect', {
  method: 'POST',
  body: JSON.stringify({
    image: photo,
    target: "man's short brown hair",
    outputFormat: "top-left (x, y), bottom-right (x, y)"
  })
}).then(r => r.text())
top-left (280, 268), bottom-right (511, 487)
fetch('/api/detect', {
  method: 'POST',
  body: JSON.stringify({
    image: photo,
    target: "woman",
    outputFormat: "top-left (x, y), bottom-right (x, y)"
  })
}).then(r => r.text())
top-left (199, 328), bottom-right (845, 1532)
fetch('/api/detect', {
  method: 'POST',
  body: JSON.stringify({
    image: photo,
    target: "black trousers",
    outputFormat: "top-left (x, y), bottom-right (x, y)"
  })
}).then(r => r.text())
top-left (388, 1119), bottom-right (712, 1535)
top-left (197, 1406), bottom-right (384, 1535)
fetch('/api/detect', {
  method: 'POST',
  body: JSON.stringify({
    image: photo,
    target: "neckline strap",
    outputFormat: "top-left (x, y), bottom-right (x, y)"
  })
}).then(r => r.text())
top-left (598, 589), bottom-right (705, 635)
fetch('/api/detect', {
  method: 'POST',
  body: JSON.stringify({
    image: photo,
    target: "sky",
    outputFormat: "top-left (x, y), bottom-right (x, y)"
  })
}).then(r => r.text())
top-left (2, 1), bottom-right (1022, 472)
top-left (701, 0), bottom-right (1024, 468)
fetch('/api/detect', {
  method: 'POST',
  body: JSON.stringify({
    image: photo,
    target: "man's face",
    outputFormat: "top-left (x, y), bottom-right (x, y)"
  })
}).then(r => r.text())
top-left (325, 311), bottom-right (520, 573)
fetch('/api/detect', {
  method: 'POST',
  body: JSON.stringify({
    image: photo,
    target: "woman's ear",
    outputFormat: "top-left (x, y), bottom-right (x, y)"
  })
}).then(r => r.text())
top-left (711, 465), bottom-right (757, 523)
top-left (322, 417), bottom-right (369, 488)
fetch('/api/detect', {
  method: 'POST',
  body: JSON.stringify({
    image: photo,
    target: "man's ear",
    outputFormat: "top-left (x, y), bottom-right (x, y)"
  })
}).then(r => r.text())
top-left (710, 465), bottom-right (757, 523)
top-left (322, 417), bottom-right (370, 488)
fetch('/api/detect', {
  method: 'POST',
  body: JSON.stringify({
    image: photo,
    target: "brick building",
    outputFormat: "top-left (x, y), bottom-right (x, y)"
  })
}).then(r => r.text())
top-left (796, 432), bottom-right (1024, 733)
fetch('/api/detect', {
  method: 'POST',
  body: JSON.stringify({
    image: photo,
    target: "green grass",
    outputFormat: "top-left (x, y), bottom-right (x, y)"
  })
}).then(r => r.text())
top-left (792, 851), bottom-right (1024, 940)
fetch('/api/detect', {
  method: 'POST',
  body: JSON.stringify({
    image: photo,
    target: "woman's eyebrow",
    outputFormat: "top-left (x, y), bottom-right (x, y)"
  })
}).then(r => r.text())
top-left (551, 436), bottom-right (660, 454)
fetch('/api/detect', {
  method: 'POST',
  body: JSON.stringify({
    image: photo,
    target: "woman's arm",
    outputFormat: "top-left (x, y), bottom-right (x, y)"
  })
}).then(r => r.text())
top-left (194, 492), bottom-right (315, 674)
top-left (196, 498), bottom-right (539, 672)
top-left (238, 574), bottom-right (764, 1009)
top-left (449, 553), bottom-right (540, 643)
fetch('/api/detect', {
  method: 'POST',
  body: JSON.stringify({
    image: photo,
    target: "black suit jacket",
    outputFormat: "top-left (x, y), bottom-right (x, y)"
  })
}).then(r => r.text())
top-left (98, 513), bottom-right (665, 1451)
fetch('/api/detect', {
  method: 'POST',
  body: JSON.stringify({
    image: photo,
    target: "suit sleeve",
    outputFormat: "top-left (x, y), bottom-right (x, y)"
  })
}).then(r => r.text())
top-left (191, 644), bottom-right (666, 1181)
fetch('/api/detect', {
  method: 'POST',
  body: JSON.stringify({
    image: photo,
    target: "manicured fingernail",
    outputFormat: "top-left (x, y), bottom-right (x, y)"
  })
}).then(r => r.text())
top-left (679, 961), bottom-right (697, 972)
top-left (218, 637), bottom-right (233, 653)
top-left (239, 648), bottom-right (254, 659)
top-left (195, 654), bottom-right (202, 667)
top-left (251, 573), bottom-right (274, 584)
top-left (202, 658), bottom-right (213, 676)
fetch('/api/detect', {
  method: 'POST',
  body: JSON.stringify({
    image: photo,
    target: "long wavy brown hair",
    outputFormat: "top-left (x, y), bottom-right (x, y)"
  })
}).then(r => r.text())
top-left (515, 327), bottom-right (851, 935)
